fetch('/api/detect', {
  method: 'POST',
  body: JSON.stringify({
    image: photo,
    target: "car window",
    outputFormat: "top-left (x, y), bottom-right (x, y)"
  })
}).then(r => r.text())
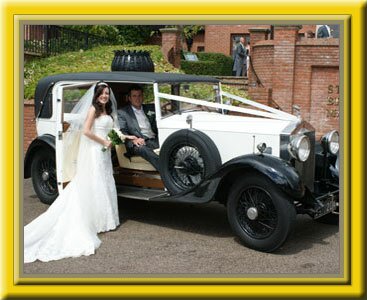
top-left (63, 87), bottom-right (90, 113)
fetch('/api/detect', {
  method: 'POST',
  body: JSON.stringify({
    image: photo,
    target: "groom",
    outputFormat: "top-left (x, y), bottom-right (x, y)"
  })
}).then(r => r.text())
top-left (117, 85), bottom-right (160, 171)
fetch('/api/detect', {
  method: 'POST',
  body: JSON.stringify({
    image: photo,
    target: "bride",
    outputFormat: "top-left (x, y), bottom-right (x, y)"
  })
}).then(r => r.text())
top-left (24, 82), bottom-right (136, 263)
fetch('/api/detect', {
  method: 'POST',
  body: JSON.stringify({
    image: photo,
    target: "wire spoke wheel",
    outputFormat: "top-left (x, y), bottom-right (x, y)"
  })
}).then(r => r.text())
top-left (38, 159), bottom-right (57, 196)
top-left (237, 186), bottom-right (277, 239)
top-left (168, 145), bottom-right (204, 190)
top-left (31, 149), bottom-right (58, 204)
top-left (227, 172), bottom-right (296, 252)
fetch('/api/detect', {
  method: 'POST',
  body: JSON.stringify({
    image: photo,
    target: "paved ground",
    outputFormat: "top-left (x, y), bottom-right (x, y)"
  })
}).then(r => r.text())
top-left (22, 178), bottom-right (341, 276)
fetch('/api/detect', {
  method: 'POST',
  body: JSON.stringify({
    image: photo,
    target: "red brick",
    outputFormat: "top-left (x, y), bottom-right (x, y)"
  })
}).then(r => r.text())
top-left (247, 25), bottom-right (340, 137)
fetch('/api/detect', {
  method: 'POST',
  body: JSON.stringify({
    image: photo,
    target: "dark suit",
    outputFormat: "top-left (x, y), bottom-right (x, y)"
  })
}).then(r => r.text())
top-left (232, 42), bottom-right (247, 76)
top-left (317, 25), bottom-right (331, 38)
top-left (117, 104), bottom-right (160, 171)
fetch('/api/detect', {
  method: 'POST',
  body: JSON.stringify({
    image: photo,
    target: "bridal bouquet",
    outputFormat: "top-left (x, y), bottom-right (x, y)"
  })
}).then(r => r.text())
top-left (102, 128), bottom-right (125, 152)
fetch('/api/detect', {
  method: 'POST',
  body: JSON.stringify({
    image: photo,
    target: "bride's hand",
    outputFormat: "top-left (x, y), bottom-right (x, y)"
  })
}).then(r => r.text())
top-left (103, 140), bottom-right (113, 148)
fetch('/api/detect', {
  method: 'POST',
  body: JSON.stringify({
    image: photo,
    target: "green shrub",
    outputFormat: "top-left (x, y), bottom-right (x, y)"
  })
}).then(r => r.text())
top-left (181, 52), bottom-right (233, 76)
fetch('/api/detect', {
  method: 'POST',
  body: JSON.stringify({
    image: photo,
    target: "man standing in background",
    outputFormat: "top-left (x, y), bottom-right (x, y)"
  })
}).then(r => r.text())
top-left (232, 37), bottom-right (247, 76)
top-left (316, 25), bottom-right (332, 38)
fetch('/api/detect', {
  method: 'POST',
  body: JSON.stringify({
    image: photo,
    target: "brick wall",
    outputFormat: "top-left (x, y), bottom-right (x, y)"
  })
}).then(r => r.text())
top-left (183, 32), bottom-right (205, 52)
top-left (310, 67), bottom-right (340, 135)
top-left (24, 100), bottom-right (37, 154)
top-left (293, 41), bottom-right (339, 123)
top-left (247, 25), bottom-right (340, 139)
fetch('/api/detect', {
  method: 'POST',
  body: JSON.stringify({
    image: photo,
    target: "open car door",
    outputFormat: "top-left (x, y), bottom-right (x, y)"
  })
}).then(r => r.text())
top-left (53, 81), bottom-right (97, 193)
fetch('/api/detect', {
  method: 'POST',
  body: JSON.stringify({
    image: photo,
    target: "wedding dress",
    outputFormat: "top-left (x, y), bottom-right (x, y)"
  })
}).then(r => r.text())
top-left (24, 84), bottom-right (120, 263)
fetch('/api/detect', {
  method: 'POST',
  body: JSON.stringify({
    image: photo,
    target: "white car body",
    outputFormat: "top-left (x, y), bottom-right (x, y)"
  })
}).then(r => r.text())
top-left (158, 112), bottom-right (297, 163)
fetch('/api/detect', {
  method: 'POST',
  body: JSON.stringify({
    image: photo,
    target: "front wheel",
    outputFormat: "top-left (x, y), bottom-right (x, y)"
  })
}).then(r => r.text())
top-left (227, 172), bottom-right (296, 252)
top-left (31, 149), bottom-right (58, 205)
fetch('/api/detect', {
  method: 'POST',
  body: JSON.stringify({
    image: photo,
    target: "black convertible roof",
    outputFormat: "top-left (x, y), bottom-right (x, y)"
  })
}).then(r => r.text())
top-left (35, 71), bottom-right (220, 100)
top-left (33, 72), bottom-right (220, 117)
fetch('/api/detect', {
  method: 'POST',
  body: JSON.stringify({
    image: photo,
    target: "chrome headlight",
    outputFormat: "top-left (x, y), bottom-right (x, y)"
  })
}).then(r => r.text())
top-left (321, 130), bottom-right (339, 155)
top-left (288, 135), bottom-right (311, 162)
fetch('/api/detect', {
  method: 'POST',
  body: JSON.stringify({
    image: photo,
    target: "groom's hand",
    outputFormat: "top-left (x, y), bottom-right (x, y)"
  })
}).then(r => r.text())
top-left (133, 137), bottom-right (146, 147)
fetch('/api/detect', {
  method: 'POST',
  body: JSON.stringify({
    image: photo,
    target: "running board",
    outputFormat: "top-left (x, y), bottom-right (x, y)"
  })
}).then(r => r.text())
top-left (116, 185), bottom-right (168, 201)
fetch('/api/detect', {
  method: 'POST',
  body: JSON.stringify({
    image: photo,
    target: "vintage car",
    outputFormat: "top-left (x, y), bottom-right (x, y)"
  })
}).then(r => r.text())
top-left (24, 72), bottom-right (340, 252)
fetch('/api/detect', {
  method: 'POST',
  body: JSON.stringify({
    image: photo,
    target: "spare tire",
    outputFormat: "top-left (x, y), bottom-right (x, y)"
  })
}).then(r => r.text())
top-left (159, 129), bottom-right (222, 195)
top-left (111, 50), bottom-right (155, 72)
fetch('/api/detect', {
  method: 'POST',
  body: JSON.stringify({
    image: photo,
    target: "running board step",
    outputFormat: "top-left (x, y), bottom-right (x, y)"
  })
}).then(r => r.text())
top-left (117, 185), bottom-right (168, 201)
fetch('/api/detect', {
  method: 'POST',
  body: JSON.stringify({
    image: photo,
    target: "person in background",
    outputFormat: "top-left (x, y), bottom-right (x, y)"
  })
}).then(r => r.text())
top-left (232, 37), bottom-right (247, 77)
top-left (245, 41), bottom-right (250, 77)
top-left (316, 25), bottom-right (332, 38)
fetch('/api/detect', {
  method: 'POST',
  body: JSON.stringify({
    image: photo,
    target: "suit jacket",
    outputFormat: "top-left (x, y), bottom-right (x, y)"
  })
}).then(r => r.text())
top-left (317, 25), bottom-right (331, 38)
top-left (232, 43), bottom-right (246, 71)
top-left (117, 104), bottom-right (158, 152)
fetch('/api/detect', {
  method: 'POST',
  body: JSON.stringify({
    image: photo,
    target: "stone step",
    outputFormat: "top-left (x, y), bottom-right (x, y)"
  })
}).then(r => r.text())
top-left (215, 76), bottom-right (248, 90)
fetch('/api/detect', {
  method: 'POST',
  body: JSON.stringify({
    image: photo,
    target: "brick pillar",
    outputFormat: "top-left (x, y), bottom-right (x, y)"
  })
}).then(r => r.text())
top-left (248, 28), bottom-right (270, 84)
top-left (271, 25), bottom-right (301, 113)
top-left (248, 28), bottom-right (271, 105)
top-left (160, 27), bottom-right (182, 68)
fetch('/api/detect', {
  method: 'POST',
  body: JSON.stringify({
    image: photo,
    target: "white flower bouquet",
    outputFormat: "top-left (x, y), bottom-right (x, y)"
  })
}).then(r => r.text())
top-left (102, 128), bottom-right (125, 152)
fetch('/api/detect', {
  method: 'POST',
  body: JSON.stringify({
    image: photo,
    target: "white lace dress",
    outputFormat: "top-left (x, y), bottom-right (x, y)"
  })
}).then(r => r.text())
top-left (24, 115), bottom-right (119, 263)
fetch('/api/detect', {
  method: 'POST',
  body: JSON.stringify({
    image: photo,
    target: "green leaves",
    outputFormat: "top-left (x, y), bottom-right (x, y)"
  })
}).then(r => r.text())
top-left (107, 129), bottom-right (123, 146)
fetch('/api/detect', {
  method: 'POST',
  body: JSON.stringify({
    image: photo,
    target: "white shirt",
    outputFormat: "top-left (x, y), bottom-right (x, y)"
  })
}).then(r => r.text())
top-left (131, 105), bottom-right (155, 139)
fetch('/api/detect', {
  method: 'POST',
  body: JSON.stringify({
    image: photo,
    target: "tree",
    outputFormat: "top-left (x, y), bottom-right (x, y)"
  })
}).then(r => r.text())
top-left (63, 25), bottom-right (122, 44)
top-left (116, 25), bottom-right (159, 45)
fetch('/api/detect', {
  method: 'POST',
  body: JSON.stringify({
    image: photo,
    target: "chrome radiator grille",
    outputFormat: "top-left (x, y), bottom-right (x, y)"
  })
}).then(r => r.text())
top-left (280, 128), bottom-right (316, 192)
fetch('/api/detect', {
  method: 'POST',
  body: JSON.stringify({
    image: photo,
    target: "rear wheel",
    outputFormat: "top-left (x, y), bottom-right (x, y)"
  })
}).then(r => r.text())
top-left (227, 172), bottom-right (296, 252)
top-left (31, 149), bottom-right (58, 205)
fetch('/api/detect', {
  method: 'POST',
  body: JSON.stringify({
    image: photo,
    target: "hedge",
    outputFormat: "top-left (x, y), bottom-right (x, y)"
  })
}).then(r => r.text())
top-left (181, 52), bottom-right (233, 76)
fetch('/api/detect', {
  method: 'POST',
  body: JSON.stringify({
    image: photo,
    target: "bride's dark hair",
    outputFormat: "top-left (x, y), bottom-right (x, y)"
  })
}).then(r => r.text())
top-left (92, 82), bottom-right (113, 118)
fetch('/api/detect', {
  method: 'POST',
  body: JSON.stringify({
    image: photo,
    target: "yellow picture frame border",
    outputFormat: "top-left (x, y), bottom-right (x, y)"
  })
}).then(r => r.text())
top-left (1, 0), bottom-right (365, 298)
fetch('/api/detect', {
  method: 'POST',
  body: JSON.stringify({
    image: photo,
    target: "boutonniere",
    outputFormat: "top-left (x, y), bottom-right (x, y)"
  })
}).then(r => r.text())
top-left (146, 111), bottom-right (155, 117)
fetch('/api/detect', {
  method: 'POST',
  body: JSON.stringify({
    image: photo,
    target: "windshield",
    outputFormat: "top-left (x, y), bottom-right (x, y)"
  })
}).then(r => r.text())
top-left (158, 82), bottom-right (221, 117)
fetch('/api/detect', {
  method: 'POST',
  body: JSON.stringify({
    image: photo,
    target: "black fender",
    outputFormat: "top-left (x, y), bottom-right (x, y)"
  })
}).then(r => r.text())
top-left (158, 153), bottom-right (304, 204)
top-left (213, 154), bottom-right (305, 203)
top-left (24, 134), bottom-right (55, 178)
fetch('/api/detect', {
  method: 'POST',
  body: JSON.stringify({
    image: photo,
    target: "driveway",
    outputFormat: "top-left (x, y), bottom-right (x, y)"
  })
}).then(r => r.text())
top-left (22, 178), bottom-right (341, 276)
